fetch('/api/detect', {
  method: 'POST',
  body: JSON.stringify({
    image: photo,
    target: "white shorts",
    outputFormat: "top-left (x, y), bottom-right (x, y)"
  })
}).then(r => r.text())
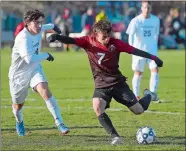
top-left (9, 68), bottom-right (47, 104)
top-left (9, 81), bottom-right (29, 104)
top-left (30, 68), bottom-right (48, 90)
top-left (132, 55), bottom-right (157, 72)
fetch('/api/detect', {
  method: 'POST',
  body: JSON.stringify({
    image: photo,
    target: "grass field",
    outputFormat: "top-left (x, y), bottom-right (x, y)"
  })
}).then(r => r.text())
top-left (1, 48), bottom-right (185, 150)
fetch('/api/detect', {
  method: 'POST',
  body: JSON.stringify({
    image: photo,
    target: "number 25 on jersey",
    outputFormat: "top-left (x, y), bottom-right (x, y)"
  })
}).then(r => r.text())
top-left (144, 30), bottom-right (151, 37)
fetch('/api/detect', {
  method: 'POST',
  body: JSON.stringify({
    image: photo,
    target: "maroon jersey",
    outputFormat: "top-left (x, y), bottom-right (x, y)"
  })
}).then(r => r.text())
top-left (74, 36), bottom-right (134, 88)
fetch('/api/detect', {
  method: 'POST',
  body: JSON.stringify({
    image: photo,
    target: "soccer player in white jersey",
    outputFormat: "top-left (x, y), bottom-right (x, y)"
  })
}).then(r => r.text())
top-left (126, 1), bottom-right (160, 102)
top-left (9, 9), bottom-right (69, 136)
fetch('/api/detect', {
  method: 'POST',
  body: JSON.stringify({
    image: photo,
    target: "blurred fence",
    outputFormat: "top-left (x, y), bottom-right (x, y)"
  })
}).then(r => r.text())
top-left (0, 1), bottom-right (185, 49)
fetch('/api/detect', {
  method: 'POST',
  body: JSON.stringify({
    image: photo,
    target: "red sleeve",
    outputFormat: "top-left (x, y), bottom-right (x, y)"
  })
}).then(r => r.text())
top-left (115, 39), bottom-right (135, 54)
top-left (14, 23), bottom-right (24, 37)
top-left (74, 36), bottom-right (89, 49)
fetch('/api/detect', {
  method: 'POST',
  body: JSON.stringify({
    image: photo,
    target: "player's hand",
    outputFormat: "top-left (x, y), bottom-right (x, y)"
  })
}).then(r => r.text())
top-left (53, 25), bottom-right (62, 35)
top-left (47, 34), bottom-right (57, 43)
top-left (47, 53), bottom-right (54, 61)
top-left (154, 57), bottom-right (163, 67)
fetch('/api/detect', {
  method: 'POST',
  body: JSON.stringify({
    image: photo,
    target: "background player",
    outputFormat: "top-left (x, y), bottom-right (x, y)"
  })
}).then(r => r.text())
top-left (126, 1), bottom-right (160, 102)
top-left (9, 9), bottom-right (69, 136)
top-left (47, 20), bottom-right (163, 145)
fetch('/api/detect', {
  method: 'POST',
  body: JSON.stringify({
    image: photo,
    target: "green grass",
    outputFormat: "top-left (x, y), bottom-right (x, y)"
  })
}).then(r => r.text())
top-left (1, 48), bottom-right (185, 150)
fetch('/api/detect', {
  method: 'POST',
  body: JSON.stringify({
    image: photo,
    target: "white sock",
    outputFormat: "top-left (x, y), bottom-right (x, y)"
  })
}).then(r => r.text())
top-left (150, 72), bottom-right (159, 92)
top-left (12, 105), bottom-right (23, 123)
top-left (45, 96), bottom-right (63, 126)
top-left (132, 74), bottom-right (142, 97)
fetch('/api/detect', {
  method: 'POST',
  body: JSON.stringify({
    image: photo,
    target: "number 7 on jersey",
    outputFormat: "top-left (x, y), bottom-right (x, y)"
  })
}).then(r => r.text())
top-left (97, 53), bottom-right (105, 65)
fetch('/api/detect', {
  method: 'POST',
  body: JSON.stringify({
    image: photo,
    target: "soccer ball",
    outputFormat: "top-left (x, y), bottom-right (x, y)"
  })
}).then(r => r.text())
top-left (136, 126), bottom-right (156, 144)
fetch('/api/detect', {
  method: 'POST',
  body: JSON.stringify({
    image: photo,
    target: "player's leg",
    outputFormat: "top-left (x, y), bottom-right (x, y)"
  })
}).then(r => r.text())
top-left (9, 81), bottom-right (28, 136)
top-left (93, 98), bottom-right (120, 138)
top-left (13, 103), bottom-right (25, 136)
top-left (112, 80), bottom-right (151, 115)
top-left (149, 60), bottom-right (159, 93)
top-left (132, 55), bottom-right (145, 100)
top-left (148, 59), bottom-right (160, 102)
top-left (133, 71), bottom-right (143, 100)
top-left (30, 69), bottom-right (69, 135)
top-left (93, 88), bottom-right (122, 145)
top-left (35, 83), bottom-right (69, 135)
top-left (64, 26), bottom-right (70, 51)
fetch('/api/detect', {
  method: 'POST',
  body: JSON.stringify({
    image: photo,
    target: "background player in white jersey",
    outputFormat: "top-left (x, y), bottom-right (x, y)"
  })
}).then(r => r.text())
top-left (8, 9), bottom-right (69, 136)
top-left (126, 1), bottom-right (160, 102)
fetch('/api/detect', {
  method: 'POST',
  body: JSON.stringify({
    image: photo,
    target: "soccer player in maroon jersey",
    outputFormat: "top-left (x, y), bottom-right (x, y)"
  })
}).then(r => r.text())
top-left (47, 20), bottom-right (163, 145)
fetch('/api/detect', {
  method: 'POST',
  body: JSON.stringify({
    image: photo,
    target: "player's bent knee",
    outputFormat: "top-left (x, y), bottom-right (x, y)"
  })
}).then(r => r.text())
top-left (36, 82), bottom-right (48, 90)
top-left (151, 68), bottom-right (158, 73)
top-left (134, 71), bottom-right (143, 76)
top-left (92, 98), bottom-right (106, 116)
top-left (92, 99), bottom-right (102, 116)
top-left (36, 82), bottom-right (52, 100)
top-left (13, 103), bottom-right (24, 110)
top-left (129, 103), bottom-right (144, 115)
top-left (133, 109), bottom-right (144, 115)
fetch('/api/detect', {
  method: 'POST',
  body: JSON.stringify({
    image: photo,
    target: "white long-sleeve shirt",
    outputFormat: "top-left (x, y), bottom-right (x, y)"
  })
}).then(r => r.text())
top-left (8, 24), bottom-right (54, 85)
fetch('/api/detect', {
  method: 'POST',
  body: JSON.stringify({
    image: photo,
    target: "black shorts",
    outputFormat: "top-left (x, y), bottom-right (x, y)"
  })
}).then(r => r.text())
top-left (93, 80), bottom-right (138, 109)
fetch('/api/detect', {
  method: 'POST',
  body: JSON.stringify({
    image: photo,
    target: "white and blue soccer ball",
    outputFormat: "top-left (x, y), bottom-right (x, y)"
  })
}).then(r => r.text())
top-left (136, 126), bottom-right (156, 144)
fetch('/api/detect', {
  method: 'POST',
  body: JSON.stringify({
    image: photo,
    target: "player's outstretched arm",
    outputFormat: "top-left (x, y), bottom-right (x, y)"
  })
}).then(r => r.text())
top-left (42, 24), bottom-right (62, 35)
top-left (132, 48), bottom-right (163, 67)
top-left (24, 53), bottom-right (54, 64)
top-left (53, 25), bottom-right (62, 35)
top-left (47, 34), bottom-right (76, 44)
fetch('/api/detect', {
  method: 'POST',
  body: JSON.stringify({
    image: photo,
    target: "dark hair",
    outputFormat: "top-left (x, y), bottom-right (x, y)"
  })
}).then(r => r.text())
top-left (24, 9), bottom-right (45, 27)
top-left (91, 20), bottom-right (112, 35)
top-left (141, 1), bottom-right (152, 5)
